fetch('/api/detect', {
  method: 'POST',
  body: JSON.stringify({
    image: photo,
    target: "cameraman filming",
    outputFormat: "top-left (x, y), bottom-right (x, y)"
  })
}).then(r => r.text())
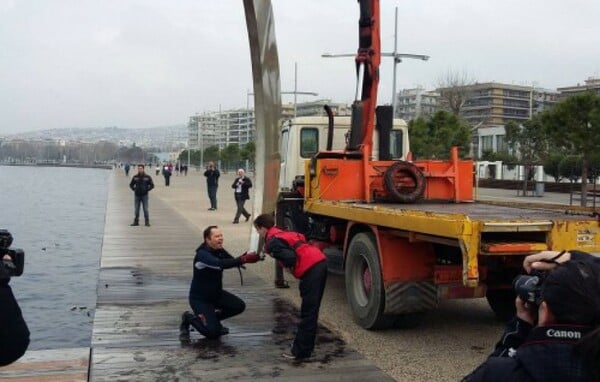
top-left (0, 230), bottom-right (30, 367)
top-left (464, 250), bottom-right (600, 382)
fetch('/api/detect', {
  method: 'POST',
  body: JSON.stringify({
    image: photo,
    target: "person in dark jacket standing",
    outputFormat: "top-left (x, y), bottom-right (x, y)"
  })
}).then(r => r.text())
top-left (204, 161), bottom-right (220, 211)
top-left (0, 254), bottom-right (30, 367)
top-left (129, 164), bottom-right (154, 226)
top-left (231, 168), bottom-right (252, 223)
top-left (463, 250), bottom-right (600, 382)
top-left (162, 164), bottom-right (172, 186)
top-left (253, 213), bottom-right (328, 361)
top-left (179, 225), bottom-right (260, 339)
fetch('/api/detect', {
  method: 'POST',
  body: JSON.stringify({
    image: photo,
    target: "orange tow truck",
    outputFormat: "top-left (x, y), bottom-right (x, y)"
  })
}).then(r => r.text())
top-left (245, 0), bottom-right (600, 329)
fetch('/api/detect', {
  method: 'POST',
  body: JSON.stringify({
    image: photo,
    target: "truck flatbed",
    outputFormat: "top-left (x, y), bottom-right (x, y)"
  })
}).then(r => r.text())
top-left (362, 201), bottom-right (592, 221)
top-left (305, 199), bottom-right (600, 253)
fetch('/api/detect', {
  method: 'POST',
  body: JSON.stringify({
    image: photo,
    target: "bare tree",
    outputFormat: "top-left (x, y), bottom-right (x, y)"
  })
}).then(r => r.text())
top-left (436, 69), bottom-right (475, 116)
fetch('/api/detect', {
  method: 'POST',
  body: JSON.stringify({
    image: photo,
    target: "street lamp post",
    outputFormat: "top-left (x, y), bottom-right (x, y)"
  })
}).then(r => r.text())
top-left (248, 62), bottom-right (318, 118)
top-left (200, 121), bottom-right (204, 169)
top-left (187, 142), bottom-right (190, 169)
top-left (322, 7), bottom-right (429, 115)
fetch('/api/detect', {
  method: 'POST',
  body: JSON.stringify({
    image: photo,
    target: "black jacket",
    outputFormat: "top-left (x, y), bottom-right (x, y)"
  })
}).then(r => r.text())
top-left (129, 173), bottom-right (154, 196)
top-left (464, 250), bottom-right (600, 382)
top-left (204, 169), bottom-right (220, 187)
top-left (0, 280), bottom-right (30, 366)
top-left (463, 317), bottom-right (595, 382)
top-left (231, 176), bottom-right (252, 200)
top-left (189, 243), bottom-right (242, 301)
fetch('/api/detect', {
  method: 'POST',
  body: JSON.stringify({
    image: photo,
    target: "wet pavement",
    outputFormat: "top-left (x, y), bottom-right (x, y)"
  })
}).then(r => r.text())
top-left (89, 171), bottom-right (394, 381)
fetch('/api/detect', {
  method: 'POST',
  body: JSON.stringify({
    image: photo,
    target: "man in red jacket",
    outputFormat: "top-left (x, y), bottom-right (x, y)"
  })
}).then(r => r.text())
top-left (253, 213), bottom-right (327, 361)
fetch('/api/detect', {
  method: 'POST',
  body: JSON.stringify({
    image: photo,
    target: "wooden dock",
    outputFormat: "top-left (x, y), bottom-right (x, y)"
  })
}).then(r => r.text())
top-left (89, 172), bottom-right (392, 381)
top-left (0, 348), bottom-right (89, 381)
top-left (1, 171), bottom-right (393, 381)
top-left (90, 172), bottom-right (394, 381)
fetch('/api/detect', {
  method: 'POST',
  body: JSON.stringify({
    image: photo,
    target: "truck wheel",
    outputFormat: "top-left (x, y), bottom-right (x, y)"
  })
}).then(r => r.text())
top-left (345, 233), bottom-right (395, 329)
top-left (486, 289), bottom-right (516, 322)
top-left (384, 161), bottom-right (425, 203)
top-left (283, 216), bottom-right (295, 231)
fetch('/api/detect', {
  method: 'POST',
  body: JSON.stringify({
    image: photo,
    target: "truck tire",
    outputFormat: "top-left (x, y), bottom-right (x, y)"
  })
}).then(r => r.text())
top-left (345, 233), bottom-right (395, 330)
top-left (384, 161), bottom-right (425, 203)
top-left (486, 289), bottom-right (516, 322)
top-left (283, 216), bottom-right (295, 231)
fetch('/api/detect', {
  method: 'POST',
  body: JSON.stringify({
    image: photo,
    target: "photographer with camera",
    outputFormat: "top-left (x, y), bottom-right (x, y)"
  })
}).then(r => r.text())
top-left (203, 161), bottom-right (220, 211)
top-left (463, 250), bottom-right (600, 382)
top-left (0, 230), bottom-right (29, 367)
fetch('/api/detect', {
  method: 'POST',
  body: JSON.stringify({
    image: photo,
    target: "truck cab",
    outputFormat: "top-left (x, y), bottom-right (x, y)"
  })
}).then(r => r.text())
top-left (278, 115), bottom-right (410, 193)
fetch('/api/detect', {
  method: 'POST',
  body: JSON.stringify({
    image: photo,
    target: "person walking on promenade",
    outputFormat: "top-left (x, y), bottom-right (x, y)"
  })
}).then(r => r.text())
top-left (129, 164), bottom-right (154, 226)
top-left (179, 225), bottom-right (260, 339)
top-left (204, 161), bottom-right (220, 211)
top-left (253, 213), bottom-right (328, 361)
top-left (124, 163), bottom-right (130, 176)
top-left (162, 164), bottom-right (172, 187)
top-left (155, 164), bottom-right (160, 176)
top-left (231, 168), bottom-right (252, 224)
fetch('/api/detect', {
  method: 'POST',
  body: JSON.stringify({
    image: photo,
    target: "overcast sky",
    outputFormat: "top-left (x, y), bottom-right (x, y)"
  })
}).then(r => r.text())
top-left (1, 0), bottom-right (599, 134)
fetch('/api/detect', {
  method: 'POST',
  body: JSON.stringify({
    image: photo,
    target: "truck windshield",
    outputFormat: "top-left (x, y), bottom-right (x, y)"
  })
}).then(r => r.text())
top-left (280, 128), bottom-right (289, 160)
top-left (300, 128), bottom-right (319, 158)
top-left (390, 130), bottom-right (404, 159)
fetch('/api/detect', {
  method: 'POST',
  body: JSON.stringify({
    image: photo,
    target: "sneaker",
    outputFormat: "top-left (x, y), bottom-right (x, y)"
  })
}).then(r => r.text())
top-left (281, 352), bottom-right (310, 361)
top-left (232, 220), bottom-right (239, 224)
top-left (208, 208), bottom-right (215, 211)
top-left (220, 326), bottom-right (229, 335)
top-left (130, 221), bottom-right (139, 226)
top-left (145, 222), bottom-right (151, 227)
top-left (245, 215), bottom-right (251, 222)
top-left (281, 352), bottom-right (296, 360)
top-left (275, 280), bottom-right (290, 289)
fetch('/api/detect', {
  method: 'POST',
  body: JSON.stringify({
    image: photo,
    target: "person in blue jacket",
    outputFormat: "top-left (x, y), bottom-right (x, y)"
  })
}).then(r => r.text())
top-left (179, 225), bottom-right (260, 339)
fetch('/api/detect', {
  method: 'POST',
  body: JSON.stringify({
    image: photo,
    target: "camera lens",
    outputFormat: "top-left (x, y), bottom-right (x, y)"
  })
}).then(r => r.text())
top-left (513, 274), bottom-right (541, 305)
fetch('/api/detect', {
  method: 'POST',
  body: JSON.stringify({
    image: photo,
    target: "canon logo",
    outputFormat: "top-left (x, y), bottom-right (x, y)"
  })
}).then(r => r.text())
top-left (546, 329), bottom-right (581, 339)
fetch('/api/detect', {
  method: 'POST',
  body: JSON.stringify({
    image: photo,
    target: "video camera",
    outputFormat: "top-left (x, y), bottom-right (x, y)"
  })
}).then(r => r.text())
top-left (513, 270), bottom-right (547, 306)
top-left (0, 229), bottom-right (25, 279)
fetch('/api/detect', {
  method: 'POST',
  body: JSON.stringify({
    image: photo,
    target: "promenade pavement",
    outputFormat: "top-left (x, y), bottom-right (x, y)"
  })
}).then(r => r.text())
top-left (3, 170), bottom-right (594, 381)
top-left (146, 169), bottom-right (502, 382)
top-left (88, 168), bottom-right (392, 381)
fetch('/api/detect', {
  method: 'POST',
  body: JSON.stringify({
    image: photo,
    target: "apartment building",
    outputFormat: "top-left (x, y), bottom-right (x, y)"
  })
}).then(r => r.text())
top-left (444, 82), bottom-right (558, 128)
top-left (187, 109), bottom-right (254, 150)
top-left (281, 99), bottom-right (351, 119)
top-left (557, 77), bottom-right (600, 99)
top-left (436, 82), bottom-right (558, 157)
top-left (188, 100), bottom-right (354, 153)
top-left (395, 87), bottom-right (440, 120)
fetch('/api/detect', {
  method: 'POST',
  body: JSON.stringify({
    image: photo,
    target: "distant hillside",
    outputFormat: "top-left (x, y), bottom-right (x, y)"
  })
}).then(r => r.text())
top-left (4, 125), bottom-right (187, 149)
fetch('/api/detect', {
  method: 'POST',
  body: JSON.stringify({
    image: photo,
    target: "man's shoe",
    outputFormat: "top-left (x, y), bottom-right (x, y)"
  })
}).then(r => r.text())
top-left (232, 220), bottom-right (239, 224)
top-left (208, 208), bottom-right (215, 211)
top-left (179, 312), bottom-right (190, 337)
top-left (145, 222), bottom-right (151, 226)
top-left (220, 326), bottom-right (229, 335)
top-left (130, 221), bottom-right (139, 226)
top-left (245, 215), bottom-right (251, 222)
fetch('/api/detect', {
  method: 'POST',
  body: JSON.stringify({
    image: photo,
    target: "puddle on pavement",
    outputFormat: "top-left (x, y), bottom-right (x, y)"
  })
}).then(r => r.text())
top-left (180, 297), bottom-right (349, 365)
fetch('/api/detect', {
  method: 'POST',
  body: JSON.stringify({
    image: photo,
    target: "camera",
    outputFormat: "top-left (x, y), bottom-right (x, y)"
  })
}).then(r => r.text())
top-left (0, 229), bottom-right (25, 279)
top-left (513, 270), bottom-right (547, 306)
